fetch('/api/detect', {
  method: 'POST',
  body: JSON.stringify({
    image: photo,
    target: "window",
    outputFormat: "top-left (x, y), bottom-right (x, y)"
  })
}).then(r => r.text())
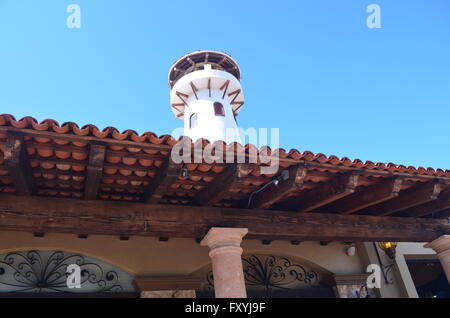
top-left (213, 102), bottom-right (225, 116)
top-left (189, 113), bottom-right (198, 128)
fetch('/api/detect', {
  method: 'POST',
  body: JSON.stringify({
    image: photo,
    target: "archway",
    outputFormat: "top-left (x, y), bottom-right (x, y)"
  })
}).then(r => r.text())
top-left (0, 250), bottom-right (138, 297)
top-left (194, 254), bottom-right (336, 298)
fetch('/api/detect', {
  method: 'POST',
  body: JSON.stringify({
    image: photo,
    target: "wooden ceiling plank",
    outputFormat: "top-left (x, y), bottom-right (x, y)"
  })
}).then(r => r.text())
top-left (84, 142), bottom-right (106, 200)
top-left (4, 131), bottom-right (35, 196)
top-left (194, 163), bottom-right (252, 206)
top-left (294, 172), bottom-right (360, 212)
top-left (249, 165), bottom-right (308, 209)
top-left (323, 177), bottom-right (404, 215)
top-left (0, 194), bottom-right (448, 242)
top-left (367, 181), bottom-right (443, 216)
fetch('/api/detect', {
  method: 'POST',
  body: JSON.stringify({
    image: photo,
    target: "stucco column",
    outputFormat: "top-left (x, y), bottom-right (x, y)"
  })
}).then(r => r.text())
top-left (424, 235), bottom-right (450, 284)
top-left (201, 227), bottom-right (248, 298)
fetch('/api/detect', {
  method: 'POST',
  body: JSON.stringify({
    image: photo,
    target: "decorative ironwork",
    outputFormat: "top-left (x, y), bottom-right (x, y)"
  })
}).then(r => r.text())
top-left (372, 242), bottom-right (396, 285)
top-left (206, 255), bottom-right (320, 296)
top-left (0, 250), bottom-right (124, 293)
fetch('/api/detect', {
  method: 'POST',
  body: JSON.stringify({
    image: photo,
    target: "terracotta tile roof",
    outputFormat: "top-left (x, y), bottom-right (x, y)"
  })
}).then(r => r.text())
top-left (0, 114), bottom-right (449, 218)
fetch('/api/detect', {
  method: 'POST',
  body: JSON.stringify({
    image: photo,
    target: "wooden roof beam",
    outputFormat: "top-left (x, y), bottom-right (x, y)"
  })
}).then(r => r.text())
top-left (84, 142), bottom-right (106, 200)
top-left (142, 159), bottom-right (183, 204)
top-left (4, 131), bottom-right (35, 196)
top-left (194, 163), bottom-right (252, 206)
top-left (401, 192), bottom-right (450, 218)
top-left (0, 194), bottom-right (448, 242)
top-left (249, 165), bottom-right (308, 209)
top-left (434, 208), bottom-right (450, 219)
top-left (321, 177), bottom-right (404, 215)
top-left (366, 181), bottom-right (443, 216)
top-left (293, 172), bottom-right (360, 212)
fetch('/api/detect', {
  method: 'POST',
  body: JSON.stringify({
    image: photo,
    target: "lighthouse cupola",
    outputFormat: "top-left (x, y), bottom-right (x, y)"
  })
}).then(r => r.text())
top-left (168, 50), bottom-right (244, 143)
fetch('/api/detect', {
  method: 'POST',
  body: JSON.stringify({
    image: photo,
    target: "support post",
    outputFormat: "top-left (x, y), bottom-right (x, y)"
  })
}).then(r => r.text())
top-left (424, 235), bottom-right (450, 284)
top-left (201, 227), bottom-right (248, 298)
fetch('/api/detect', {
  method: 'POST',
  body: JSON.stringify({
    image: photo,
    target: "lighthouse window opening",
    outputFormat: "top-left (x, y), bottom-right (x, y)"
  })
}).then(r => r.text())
top-left (190, 113), bottom-right (198, 129)
top-left (214, 102), bottom-right (225, 116)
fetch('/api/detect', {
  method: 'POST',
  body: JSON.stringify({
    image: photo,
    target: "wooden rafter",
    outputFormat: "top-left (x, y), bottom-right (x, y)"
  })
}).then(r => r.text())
top-left (402, 192), bottom-right (450, 218)
top-left (4, 131), bottom-right (35, 196)
top-left (142, 158), bottom-right (182, 204)
top-left (366, 181), bottom-right (443, 216)
top-left (194, 163), bottom-right (252, 206)
top-left (217, 56), bottom-right (227, 66)
top-left (187, 57), bottom-right (195, 66)
top-left (0, 194), bottom-right (448, 242)
top-left (84, 142), bottom-right (106, 200)
top-left (293, 172), bottom-right (360, 212)
top-left (434, 208), bottom-right (450, 219)
top-left (249, 165), bottom-right (308, 209)
top-left (321, 177), bottom-right (404, 215)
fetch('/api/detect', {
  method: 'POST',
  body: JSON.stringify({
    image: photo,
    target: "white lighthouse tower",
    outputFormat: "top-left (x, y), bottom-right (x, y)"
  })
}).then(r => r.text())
top-left (168, 50), bottom-right (244, 143)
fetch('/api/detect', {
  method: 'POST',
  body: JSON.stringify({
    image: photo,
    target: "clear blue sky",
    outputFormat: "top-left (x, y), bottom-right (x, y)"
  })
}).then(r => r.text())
top-left (0, 0), bottom-right (448, 169)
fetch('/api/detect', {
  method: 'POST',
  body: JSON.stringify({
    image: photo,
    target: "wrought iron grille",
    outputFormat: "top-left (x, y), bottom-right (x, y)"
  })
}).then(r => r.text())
top-left (205, 255), bottom-right (320, 297)
top-left (0, 250), bottom-right (134, 293)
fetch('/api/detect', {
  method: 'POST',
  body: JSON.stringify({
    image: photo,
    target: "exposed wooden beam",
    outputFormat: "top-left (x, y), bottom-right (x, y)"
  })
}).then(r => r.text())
top-left (186, 57), bottom-right (195, 66)
top-left (194, 163), bottom-right (252, 206)
top-left (4, 131), bottom-right (35, 195)
top-left (434, 208), bottom-right (450, 219)
top-left (84, 142), bottom-right (106, 200)
top-left (0, 194), bottom-right (448, 242)
top-left (293, 172), bottom-right (360, 212)
top-left (142, 159), bottom-right (182, 203)
top-left (365, 181), bottom-right (443, 216)
top-left (249, 165), bottom-right (308, 209)
top-left (321, 177), bottom-right (403, 215)
top-left (217, 56), bottom-right (227, 66)
top-left (401, 192), bottom-right (450, 218)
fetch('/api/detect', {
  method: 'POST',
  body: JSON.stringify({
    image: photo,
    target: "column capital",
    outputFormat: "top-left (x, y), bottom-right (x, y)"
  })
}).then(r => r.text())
top-left (424, 235), bottom-right (450, 254)
top-left (200, 227), bottom-right (248, 250)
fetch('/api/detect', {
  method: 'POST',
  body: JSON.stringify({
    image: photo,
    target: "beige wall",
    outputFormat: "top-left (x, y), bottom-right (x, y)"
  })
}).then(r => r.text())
top-left (0, 230), bottom-right (433, 297)
top-left (0, 231), bottom-right (362, 277)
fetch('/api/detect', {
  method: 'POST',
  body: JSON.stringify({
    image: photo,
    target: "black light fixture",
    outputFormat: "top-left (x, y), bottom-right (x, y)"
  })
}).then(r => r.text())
top-left (378, 242), bottom-right (398, 259)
